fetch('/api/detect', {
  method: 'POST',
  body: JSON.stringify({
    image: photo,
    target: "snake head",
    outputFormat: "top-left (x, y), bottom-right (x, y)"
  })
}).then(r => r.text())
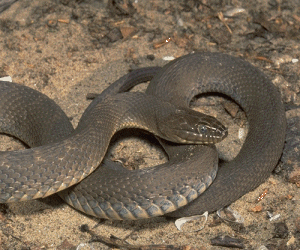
top-left (159, 108), bottom-right (228, 144)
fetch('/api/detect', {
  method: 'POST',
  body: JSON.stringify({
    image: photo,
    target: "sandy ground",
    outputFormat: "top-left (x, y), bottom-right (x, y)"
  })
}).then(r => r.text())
top-left (0, 0), bottom-right (299, 249)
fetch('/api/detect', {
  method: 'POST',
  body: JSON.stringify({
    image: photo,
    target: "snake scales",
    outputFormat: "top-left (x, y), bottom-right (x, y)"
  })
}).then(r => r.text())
top-left (0, 52), bottom-right (286, 220)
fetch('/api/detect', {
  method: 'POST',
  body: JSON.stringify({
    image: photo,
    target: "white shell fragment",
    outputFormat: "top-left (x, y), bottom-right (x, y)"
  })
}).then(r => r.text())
top-left (257, 246), bottom-right (268, 250)
top-left (238, 128), bottom-right (245, 139)
top-left (175, 211), bottom-right (208, 232)
top-left (0, 76), bottom-right (12, 82)
top-left (76, 243), bottom-right (95, 250)
top-left (177, 18), bottom-right (184, 27)
top-left (223, 8), bottom-right (246, 17)
top-left (267, 211), bottom-right (281, 221)
top-left (162, 56), bottom-right (175, 61)
top-left (217, 207), bottom-right (244, 224)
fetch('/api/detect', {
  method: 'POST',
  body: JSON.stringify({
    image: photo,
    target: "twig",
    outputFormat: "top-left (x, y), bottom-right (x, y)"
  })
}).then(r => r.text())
top-left (85, 228), bottom-right (198, 250)
top-left (217, 12), bottom-right (233, 34)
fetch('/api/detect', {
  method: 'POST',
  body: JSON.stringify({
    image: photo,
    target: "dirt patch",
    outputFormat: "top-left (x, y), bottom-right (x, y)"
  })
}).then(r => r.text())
top-left (0, 0), bottom-right (299, 249)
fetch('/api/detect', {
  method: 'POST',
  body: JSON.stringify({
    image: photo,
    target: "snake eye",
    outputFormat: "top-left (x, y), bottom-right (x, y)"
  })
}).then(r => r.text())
top-left (199, 125), bottom-right (208, 134)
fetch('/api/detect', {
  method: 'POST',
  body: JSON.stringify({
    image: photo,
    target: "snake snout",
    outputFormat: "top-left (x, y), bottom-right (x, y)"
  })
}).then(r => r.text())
top-left (211, 125), bottom-right (228, 143)
top-left (200, 119), bottom-right (228, 144)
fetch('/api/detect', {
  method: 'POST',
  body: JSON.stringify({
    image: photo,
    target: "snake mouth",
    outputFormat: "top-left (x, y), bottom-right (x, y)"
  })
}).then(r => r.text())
top-left (196, 124), bottom-right (228, 144)
top-left (222, 128), bottom-right (229, 138)
top-left (172, 125), bottom-right (228, 145)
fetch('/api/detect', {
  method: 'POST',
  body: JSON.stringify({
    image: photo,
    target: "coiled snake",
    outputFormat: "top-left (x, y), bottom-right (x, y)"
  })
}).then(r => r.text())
top-left (0, 52), bottom-right (286, 220)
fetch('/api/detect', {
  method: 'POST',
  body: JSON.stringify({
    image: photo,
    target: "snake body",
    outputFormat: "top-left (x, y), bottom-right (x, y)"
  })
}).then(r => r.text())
top-left (0, 52), bottom-right (286, 220)
top-left (64, 52), bottom-right (286, 219)
top-left (0, 71), bottom-right (225, 217)
top-left (147, 52), bottom-right (286, 217)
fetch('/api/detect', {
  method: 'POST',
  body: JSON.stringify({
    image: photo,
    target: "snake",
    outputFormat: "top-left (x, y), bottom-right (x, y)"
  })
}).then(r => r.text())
top-left (0, 62), bottom-right (226, 218)
top-left (0, 52), bottom-right (286, 220)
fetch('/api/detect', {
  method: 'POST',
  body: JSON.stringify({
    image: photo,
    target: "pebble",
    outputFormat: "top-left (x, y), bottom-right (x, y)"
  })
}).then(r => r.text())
top-left (209, 27), bottom-right (232, 45)
top-left (289, 167), bottom-right (300, 187)
top-left (223, 101), bottom-right (239, 118)
top-left (105, 27), bottom-right (123, 43)
top-left (146, 54), bottom-right (155, 61)
top-left (295, 217), bottom-right (300, 232)
top-left (57, 239), bottom-right (76, 250)
top-left (120, 26), bottom-right (137, 39)
top-left (272, 54), bottom-right (293, 67)
top-left (273, 222), bottom-right (289, 239)
top-left (257, 246), bottom-right (268, 250)
top-left (47, 19), bottom-right (58, 28)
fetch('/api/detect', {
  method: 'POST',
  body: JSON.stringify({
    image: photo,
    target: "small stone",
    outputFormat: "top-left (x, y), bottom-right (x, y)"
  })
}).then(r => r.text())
top-left (79, 224), bottom-right (89, 232)
top-left (105, 27), bottom-right (123, 43)
top-left (57, 239), bottom-right (76, 250)
top-left (295, 217), bottom-right (300, 232)
top-left (257, 246), bottom-right (268, 250)
top-left (209, 27), bottom-right (232, 45)
top-left (223, 101), bottom-right (239, 118)
top-left (146, 54), bottom-right (155, 61)
top-left (120, 26), bottom-right (137, 39)
top-left (265, 243), bottom-right (278, 250)
top-left (108, 0), bottom-right (136, 15)
top-left (272, 54), bottom-right (293, 67)
top-left (0, 212), bottom-right (6, 222)
top-left (289, 167), bottom-right (300, 187)
top-left (47, 19), bottom-right (58, 28)
top-left (273, 222), bottom-right (289, 239)
top-left (130, 232), bottom-right (139, 240)
top-left (209, 214), bottom-right (222, 227)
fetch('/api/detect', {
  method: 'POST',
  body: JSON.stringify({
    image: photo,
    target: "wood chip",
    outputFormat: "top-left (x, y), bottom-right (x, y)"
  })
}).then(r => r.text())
top-left (250, 205), bottom-right (263, 212)
top-left (120, 26), bottom-right (137, 39)
top-left (0, 212), bottom-right (6, 222)
top-left (293, 14), bottom-right (300, 22)
top-left (257, 189), bottom-right (268, 202)
top-left (153, 37), bottom-right (172, 49)
top-left (254, 56), bottom-right (273, 63)
top-left (58, 19), bottom-right (70, 24)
